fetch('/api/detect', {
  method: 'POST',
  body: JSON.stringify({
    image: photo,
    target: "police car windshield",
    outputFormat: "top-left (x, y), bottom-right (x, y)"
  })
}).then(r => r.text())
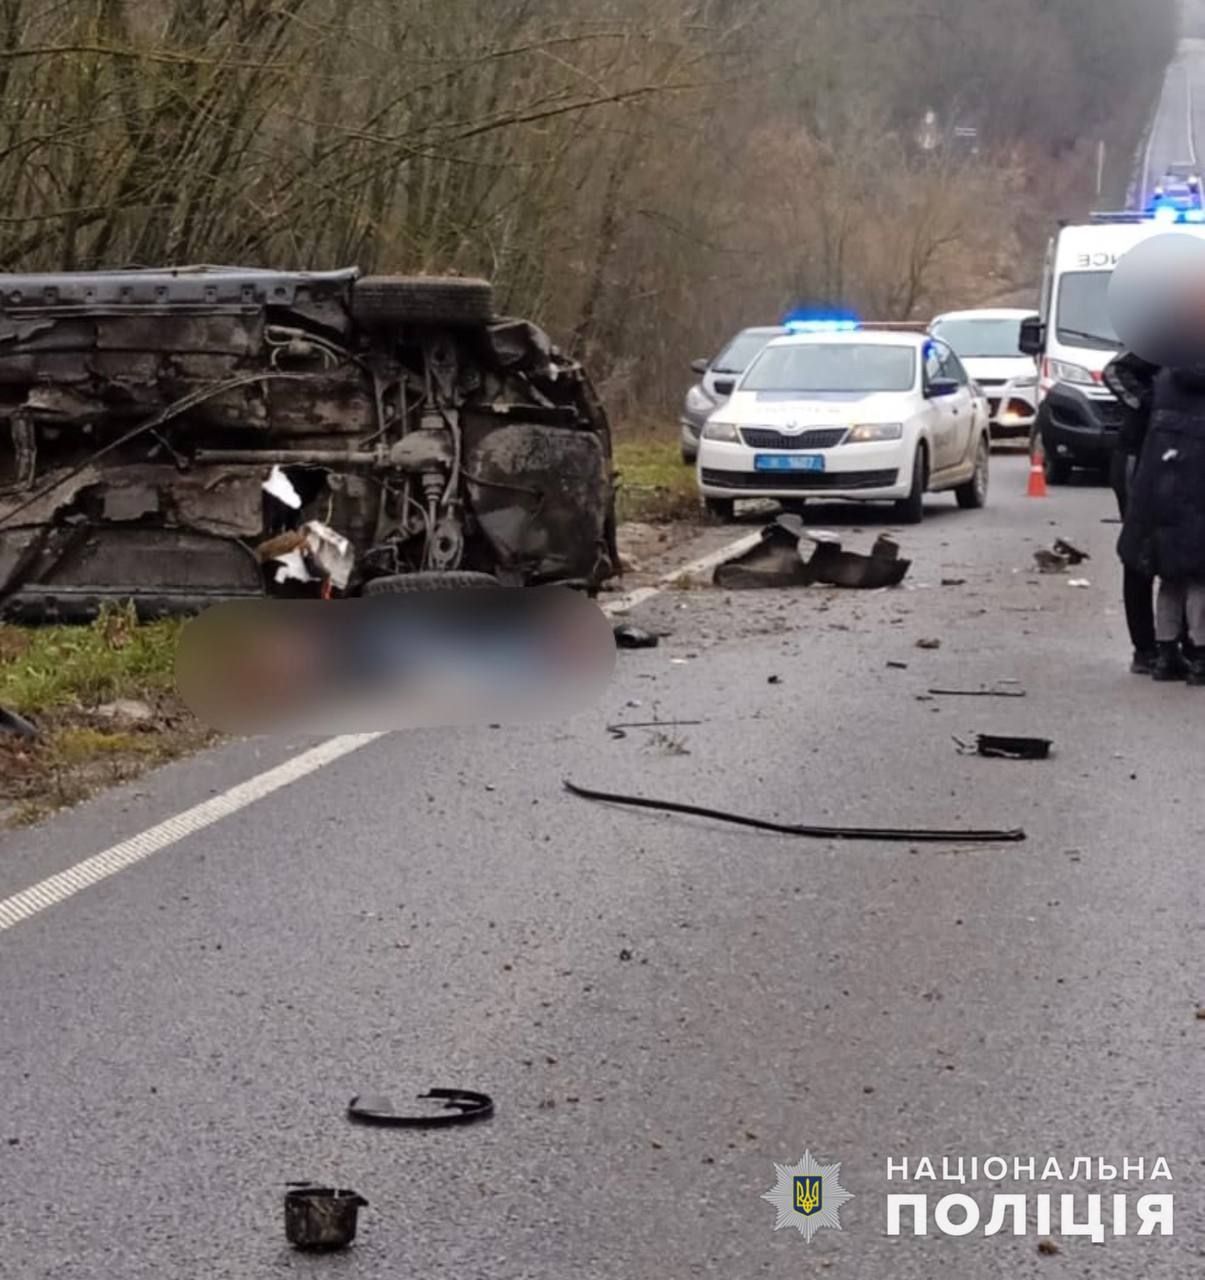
top-left (930, 317), bottom-right (1022, 358)
top-left (742, 343), bottom-right (917, 393)
top-left (1056, 273), bottom-right (1122, 351)
top-left (712, 329), bottom-right (784, 374)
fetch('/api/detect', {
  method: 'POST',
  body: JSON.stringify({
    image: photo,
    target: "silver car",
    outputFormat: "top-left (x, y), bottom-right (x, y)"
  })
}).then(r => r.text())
top-left (680, 326), bottom-right (786, 462)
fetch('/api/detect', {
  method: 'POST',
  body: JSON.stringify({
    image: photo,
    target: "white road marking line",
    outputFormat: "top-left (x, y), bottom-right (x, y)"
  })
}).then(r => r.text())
top-left (0, 527), bottom-right (761, 935)
top-left (603, 529), bottom-right (765, 615)
top-left (0, 733), bottom-right (385, 934)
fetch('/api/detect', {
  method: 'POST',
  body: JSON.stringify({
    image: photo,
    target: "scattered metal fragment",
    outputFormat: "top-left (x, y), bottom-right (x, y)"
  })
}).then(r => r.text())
top-left (916, 638), bottom-right (942, 650)
top-left (1035, 538), bottom-right (1091, 575)
top-left (348, 1088), bottom-right (495, 1128)
top-left (607, 720), bottom-right (702, 740)
top-left (0, 705), bottom-right (38, 739)
top-left (284, 1185), bottom-right (368, 1252)
top-left (886, 661), bottom-right (910, 670)
top-left (614, 624), bottom-right (660, 650)
top-left (1068, 578), bottom-right (1091, 589)
top-left (956, 734), bottom-right (1052, 760)
top-left (929, 684), bottom-right (1027, 699)
top-left (713, 516), bottom-right (911, 590)
top-left (563, 780), bottom-right (1026, 844)
top-left (941, 577), bottom-right (968, 587)
top-left (1053, 538), bottom-right (1090, 564)
top-left (767, 675), bottom-right (783, 685)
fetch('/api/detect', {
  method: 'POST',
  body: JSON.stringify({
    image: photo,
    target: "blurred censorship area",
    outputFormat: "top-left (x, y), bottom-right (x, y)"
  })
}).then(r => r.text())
top-left (177, 587), bottom-right (615, 734)
top-left (1110, 231), bottom-right (1205, 368)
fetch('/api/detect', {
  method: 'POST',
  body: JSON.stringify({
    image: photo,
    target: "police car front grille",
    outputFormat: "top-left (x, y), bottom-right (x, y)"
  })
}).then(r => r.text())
top-left (740, 427), bottom-right (849, 450)
top-left (701, 468), bottom-right (899, 491)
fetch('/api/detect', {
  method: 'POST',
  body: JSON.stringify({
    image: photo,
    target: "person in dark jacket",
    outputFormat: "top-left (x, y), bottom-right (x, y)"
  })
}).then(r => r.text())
top-left (1103, 351), bottom-right (1160, 672)
top-left (1117, 363), bottom-right (1205, 683)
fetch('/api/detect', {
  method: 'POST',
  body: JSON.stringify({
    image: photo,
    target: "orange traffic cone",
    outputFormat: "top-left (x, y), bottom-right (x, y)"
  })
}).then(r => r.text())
top-left (1027, 444), bottom-right (1048, 498)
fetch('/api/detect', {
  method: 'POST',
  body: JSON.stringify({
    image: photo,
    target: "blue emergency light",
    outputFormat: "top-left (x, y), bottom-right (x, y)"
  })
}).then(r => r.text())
top-left (782, 308), bottom-right (862, 334)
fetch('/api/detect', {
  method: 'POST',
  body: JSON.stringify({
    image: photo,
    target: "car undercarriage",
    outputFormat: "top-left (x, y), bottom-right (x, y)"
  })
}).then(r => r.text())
top-left (0, 267), bottom-right (618, 623)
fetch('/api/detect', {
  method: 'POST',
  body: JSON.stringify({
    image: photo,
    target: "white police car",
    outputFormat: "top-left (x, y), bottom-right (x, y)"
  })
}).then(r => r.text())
top-left (696, 321), bottom-right (991, 523)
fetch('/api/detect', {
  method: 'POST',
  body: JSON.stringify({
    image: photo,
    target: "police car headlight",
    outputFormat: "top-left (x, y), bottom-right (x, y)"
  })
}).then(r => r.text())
top-left (685, 385), bottom-right (717, 415)
top-left (845, 423), bottom-right (904, 443)
top-left (702, 419), bottom-right (741, 443)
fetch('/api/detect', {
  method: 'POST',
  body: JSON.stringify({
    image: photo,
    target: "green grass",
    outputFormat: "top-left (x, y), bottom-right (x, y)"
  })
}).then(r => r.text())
top-left (0, 604), bottom-right (183, 715)
top-left (613, 435), bottom-right (700, 523)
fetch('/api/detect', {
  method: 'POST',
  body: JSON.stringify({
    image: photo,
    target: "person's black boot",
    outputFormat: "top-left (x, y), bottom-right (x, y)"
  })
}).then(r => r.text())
top-left (1131, 649), bottom-right (1158, 675)
top-left (1152, 642), bottom-right (1188, 682)
top-left (1188, 654), bottom-right (1205, 687)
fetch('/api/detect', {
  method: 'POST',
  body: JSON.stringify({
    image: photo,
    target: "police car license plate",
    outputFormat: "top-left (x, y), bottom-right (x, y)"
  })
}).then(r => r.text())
top-left (754, 454), bottom-right (826, 472)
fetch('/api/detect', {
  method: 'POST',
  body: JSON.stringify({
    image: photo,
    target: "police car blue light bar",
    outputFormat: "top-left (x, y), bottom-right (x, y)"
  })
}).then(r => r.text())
top-left (782, 308), bottom-right (862, 334)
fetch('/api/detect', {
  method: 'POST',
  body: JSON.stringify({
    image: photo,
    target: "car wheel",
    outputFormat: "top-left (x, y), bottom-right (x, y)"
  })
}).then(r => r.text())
top-left (894, 445), bottom-right (927, 524)
top-left (703, 497), bottom-right (735, 521)
top-left (362, 570), bottom-right (500, 596)
top-left (681, 446), bottom-right (698, 465)
top-left (956, 437), bottom-right (990, 509)
top-left (1044, 452), bottom-right (1072, 485)
top-left (350, 276), bottom-right (495, 327)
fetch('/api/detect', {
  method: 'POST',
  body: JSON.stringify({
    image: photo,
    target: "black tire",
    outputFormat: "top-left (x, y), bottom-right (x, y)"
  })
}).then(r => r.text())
top-left (1044, 452), bottom-right (1072, 485)
top-left (895, 445), bottom-right (927, 524)
top-left (350, 276), bottom-right (495, 327)
top-left (703, 496), bottom-right (735, 521)
top-left (681, 446), bottom-right (698, 465)
top-left (956, 436), bottom-right (990, 509)
top-left (362, 570), bottom-right (500, 596)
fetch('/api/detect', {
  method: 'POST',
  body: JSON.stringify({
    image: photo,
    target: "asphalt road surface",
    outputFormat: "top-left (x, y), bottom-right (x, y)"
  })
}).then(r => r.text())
top-left (1141, 37), bottom-right (1205, 205)
top-left (1, 455), bottom-right (1203, 1278)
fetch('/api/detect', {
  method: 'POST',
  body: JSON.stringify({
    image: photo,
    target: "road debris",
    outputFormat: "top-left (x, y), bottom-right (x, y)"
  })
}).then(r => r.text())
top-left (614, 624), bottom-right (660, 650)
top-left (916, 638), bottom-right (942, 650)
top-left (712, 516), bottom-right (911, 590)
top-left (1036, 1238), bottom-right (1061, 1256)
top-left (1035, 538), bottom-right (1091, 574)
top-left (563, 780), bottom-right (1026, 844)
top-left (0, 705), bottom-right (38, 739)
top-left (607, 719), bottom-right (702, 741)
top-left (956, 734), bottom-right (1053, 760)
top-left (284, 1185), bottom-right (368, 1252)
top-left (1068, 578), bottom-right (1091, 589)
top-left (941, 577), bottom-right (968, 587)
top-left (886, 661), bottom-right (909, 670)
top-left (348, 1088), bottom-right (495, 1128)
top-left (929, 683), bottom-right (1026, 699)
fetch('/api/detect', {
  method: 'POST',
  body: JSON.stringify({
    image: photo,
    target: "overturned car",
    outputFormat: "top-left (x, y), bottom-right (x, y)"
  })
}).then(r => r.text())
top-left (0, 267), bottom-right (618, 622)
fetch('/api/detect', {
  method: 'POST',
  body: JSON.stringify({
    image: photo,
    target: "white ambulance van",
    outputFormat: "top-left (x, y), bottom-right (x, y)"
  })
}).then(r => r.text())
top-left (1020, 210), bottom-right (1205, 483)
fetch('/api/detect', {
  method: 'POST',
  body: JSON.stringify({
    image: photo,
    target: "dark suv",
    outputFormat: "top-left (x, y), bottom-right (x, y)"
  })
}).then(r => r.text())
top-left (0, 267), bottom-right (618, 622)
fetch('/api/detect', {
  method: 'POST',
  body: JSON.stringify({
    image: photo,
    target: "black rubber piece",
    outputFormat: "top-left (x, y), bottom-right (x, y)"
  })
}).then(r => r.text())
top-left (0, 705), bottom-right (38, 739)
top-left (348, 1089), bottom-right (495, 1128)
top-left (361, 570), bottom-right (500, 596)
top-left (563, 780), bottom-right (1026, 844)
top-left (975, 734), bottom-right (1052, 760)
top-left (350, 276), bottom-right (494, 327)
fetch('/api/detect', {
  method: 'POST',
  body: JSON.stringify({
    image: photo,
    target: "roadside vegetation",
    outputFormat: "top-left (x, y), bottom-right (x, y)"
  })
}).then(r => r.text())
top-left (0, 0), bottom-right (1177, 423)
top-left (0, 607), bottom-right (213, 826)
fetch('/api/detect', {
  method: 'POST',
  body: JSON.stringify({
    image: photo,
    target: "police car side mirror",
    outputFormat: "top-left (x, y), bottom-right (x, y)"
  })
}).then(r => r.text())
top-left (690, 358), bottom-right (709, 375)
top-left (1018, 315), bottom-right (1045, 357)
top-left (926, 377), bottom-right (960, 398)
